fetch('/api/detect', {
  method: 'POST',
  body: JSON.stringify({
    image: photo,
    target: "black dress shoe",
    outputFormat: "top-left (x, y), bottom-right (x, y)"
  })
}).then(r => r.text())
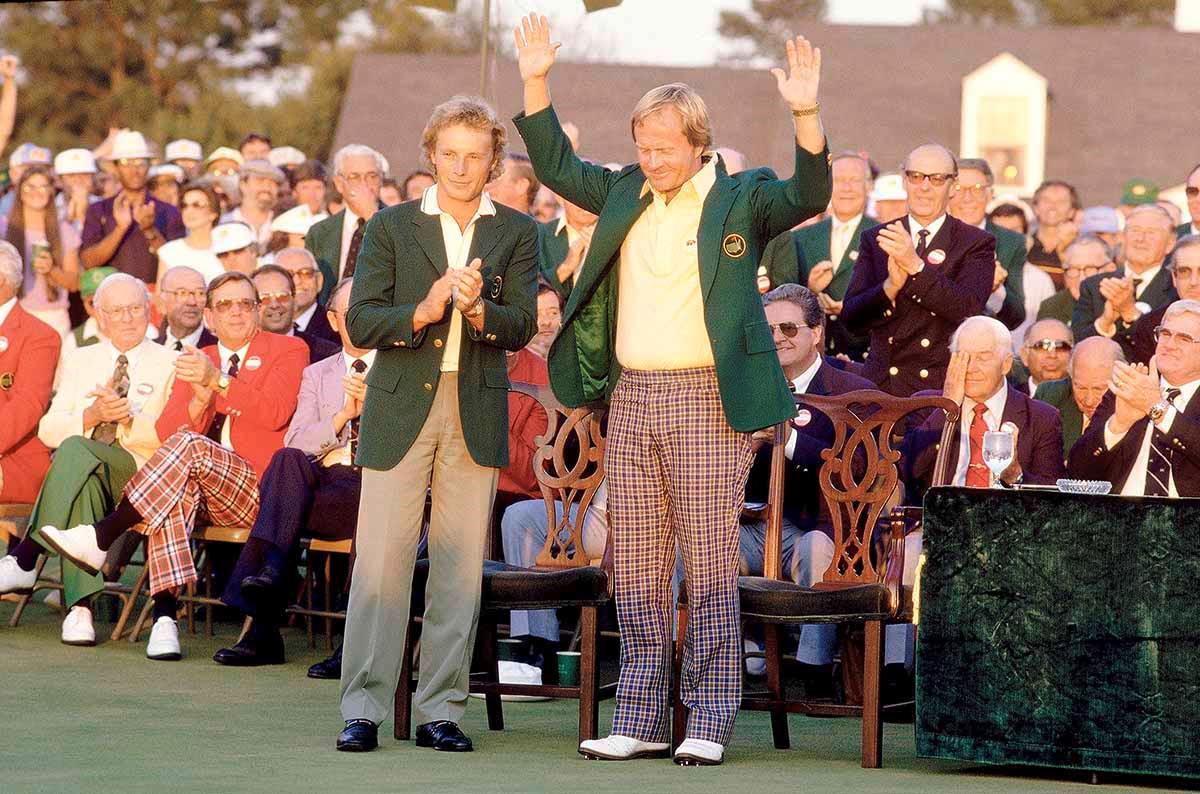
top-left (213, 632), bottom-right (285, 667)
top-left (336, 719), bottom-right (378, 752)
top-left (240, 566), bottom-right (283, 605)
top-left (415, 720), bottom-right (473, 752)
top-left (308, 643), bottom-right (342, 680)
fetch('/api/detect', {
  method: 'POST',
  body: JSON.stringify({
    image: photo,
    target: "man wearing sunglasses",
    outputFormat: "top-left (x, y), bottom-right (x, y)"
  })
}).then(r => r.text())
top-left (1125, 236), bottom-right (1200, 364)
top-left (843, 143), bottom-right (995, 397)
top-left (277, 247), bottom-right (340, 344)
top-left (80, 131), bottom-right (185, 284)
top-left (36, 271), bottom-right (308, 661)
top-left (1073, 204), bottom-right (1176, 344)
top-left (1015, 319), bottom-right (1073, 396)
top-left (251, 263), bottom-right (339, 364)
top-left (1034, 336), bottom-right (1125, 459)
top-left (1068, 299), bottom-right (1200, 497)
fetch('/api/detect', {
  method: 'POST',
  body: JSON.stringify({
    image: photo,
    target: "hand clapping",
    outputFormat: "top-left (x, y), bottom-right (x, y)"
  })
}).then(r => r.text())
top-left (1109, 358), bottom-right (1161, 432)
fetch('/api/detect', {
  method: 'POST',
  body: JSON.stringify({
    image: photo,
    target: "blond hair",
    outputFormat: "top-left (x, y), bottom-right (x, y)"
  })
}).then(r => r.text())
top-left (421, 95), bottom-right (507, 182)
top-left (629, 83), bottom-right (712, 150)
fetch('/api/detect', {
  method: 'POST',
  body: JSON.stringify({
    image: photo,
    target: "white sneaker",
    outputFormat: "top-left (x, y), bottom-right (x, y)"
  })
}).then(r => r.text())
top-left (146, 616), bottom-right (182, 661)
top-left (0, 555), bottom-right (37, 595)
top-left (38, 524), bottom-right (106, 576)
top-left (674, 738), bottom-right (724, 766)
top-left (61, 606), bottom-right (96, 646)
top-left (578, 734), bottom-right (670, 760)
top-left (744, 638), bottom-right (766, 677)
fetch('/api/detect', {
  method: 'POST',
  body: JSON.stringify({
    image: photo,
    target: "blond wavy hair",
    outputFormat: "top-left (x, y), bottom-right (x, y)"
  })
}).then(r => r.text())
top-left (421, 95), bottom-right (508, 182)
top-left (629, 83), bottom-right (713, 150)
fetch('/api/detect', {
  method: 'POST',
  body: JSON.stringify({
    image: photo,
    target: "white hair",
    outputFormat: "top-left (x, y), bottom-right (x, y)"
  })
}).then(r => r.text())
top-left (949, 315), bottom-right (1011, 356)
top-left (1163, 298), bottom-right (1200, 325)
top-left (93, 272), bottom-right (150, 309)
top-left (275, 247), bottom-right (318, 270)
top-left (158, 265), bottom-right (205, 290)
top-left (0, 240), bottom-right (20, 292)
top-left (332, 144), bottom-right (386, 178)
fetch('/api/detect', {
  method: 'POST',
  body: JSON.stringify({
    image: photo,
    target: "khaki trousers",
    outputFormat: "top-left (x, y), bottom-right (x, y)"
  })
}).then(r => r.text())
top-left (339, 373), bottom-right (498, 727)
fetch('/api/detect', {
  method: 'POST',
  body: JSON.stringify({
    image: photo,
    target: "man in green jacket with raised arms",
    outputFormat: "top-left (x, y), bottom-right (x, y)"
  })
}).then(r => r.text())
top-left (512, 13), bottom-right (831, 766)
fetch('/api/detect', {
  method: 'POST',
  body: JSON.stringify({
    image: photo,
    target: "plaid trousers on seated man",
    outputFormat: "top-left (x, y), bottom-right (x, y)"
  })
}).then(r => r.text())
top-left (128, 430), bottom-right (260, 595)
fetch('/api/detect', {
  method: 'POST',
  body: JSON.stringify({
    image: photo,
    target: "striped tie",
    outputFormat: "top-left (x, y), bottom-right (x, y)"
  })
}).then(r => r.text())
top-left (1145, 387), bottom-right (1182, 497)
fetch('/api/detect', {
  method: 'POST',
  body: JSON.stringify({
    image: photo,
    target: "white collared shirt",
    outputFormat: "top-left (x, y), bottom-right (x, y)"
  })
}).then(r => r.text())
top-left (294, 302), bottom-right (318, 333)
top-left (323, 349), bottom-right (377, 467)
top-left (784, 355), bottom-right (824, 460)
top-left (338, 208), bottom-right (363, 281)
top-left (1106, 377), bottom-right (1200, 497)
top-left (908, 213), bottom-right (948, 258)
top-left (555, 215), bottom-right (587, 249)
top-left (1127, 263), bottom-right (1162, 300)
top-left (215, 340), bottom-right (250, 448)
top-left (953, 384), bottom-right (1009, 486)
top-left (0, 295), bottom-right (16, 328)
top-left (163, 324), bottom-right (205, 352)
top-left (830, 212), bottom-right (863, 267)
top-left (419, 184), bottom-right (497, 372)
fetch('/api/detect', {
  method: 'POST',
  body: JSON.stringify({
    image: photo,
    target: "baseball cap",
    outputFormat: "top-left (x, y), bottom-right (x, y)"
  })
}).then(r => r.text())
top-left (54, 148), bottom-right (97, 175)
top-left (204, 146), bottom-right (245, 168)
top-left (148, 164), bottom-right (186, 183)
top-left (165, 139), bottom-right (203, 163)
top-left (9, 142), bottom-right (52, 170)
top-left (211, 222), bottom-right (257, 255)
top-left (80, 266), bottom-right (118, 298)
top-left (1120, 178), bottom-right (1159, 206)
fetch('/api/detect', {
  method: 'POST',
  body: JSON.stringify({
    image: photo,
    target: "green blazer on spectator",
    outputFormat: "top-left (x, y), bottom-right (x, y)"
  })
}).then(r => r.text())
top-left (514, 105), bottom-right (831, 432)
top-left (1034, 377), bottom-right (1085, 459)
top-left (304, 210), bottom-right (344, 305)
top-left (537, 219), bottom-right (571, 296)
top-left (1177, 222), bottom-right (1197, 239)
top-left (1037, 288), bottom-right (1076, 325)
top-left (346, 201), bottom-right (539, 470)
top-left (987, 220), bottom-right (1028, 331)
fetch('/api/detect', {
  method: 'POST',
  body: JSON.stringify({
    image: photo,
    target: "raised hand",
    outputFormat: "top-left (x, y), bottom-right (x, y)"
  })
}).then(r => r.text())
top-left (514, 13), bottom-right (560, 83)
top-left (0, 54), bottom-right (18, 80)
top-left (770, 35), bottom-right (821, 110)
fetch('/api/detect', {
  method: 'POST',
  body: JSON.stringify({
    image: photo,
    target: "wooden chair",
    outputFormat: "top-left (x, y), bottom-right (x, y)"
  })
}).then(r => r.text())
top-left (394, 382), bottom-right (616, 745)
top-left (715, 389), bottom-right (956, 768)
top-left (287, 537), bottom-right (354, 650)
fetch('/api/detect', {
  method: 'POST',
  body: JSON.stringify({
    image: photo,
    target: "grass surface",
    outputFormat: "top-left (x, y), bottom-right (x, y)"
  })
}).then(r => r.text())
top-left (1, 598), bottom-right (1196, 794)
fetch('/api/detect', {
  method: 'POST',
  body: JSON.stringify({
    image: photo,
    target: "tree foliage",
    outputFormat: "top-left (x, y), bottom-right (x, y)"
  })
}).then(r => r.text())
top-left (718, 0), bottom-right (826, 61)
top-left (937, 0), bottom-right (1174, 26)
top-left (0, 0), bottom-right (477, 162)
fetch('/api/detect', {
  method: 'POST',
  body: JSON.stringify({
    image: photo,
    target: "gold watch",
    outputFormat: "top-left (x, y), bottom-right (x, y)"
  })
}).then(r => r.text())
top-left (466, 298), bottom-right (485, 319)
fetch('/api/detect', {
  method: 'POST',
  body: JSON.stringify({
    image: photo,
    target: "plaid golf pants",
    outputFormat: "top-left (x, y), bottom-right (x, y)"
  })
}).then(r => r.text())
top-left (126, 431), bottom-right (260, 595)
top-left (607, 367), bottom-right (754, 747)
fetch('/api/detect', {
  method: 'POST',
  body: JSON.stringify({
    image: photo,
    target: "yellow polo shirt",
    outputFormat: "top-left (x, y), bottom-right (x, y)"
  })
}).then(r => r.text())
top-left (615, 157), bottom-right (716, 371)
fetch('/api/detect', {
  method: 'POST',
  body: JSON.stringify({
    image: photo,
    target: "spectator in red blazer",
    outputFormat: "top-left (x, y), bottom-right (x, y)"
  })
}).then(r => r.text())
top-left (37, 272), bottom-right (307, 661)
top-left (0, 241), bottom-right (59, 509)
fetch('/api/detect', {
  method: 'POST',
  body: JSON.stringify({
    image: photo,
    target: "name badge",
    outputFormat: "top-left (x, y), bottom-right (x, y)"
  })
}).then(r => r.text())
top-left (794, 409), bottom-right (813, 428)
top-left (245, 355), bottom-right (262, 371)
top-left (136, 383), bottom-right (155, 396)
top-left (926, 249), bottom-right (947, 266)
top-left (0, 336), bottom-right (8, 353)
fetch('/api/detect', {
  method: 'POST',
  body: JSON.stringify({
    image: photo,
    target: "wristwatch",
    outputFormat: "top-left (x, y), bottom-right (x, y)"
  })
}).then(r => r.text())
top-left (465, 298), bottom-right (485, 319)
top-left (1149, 400), bottom-right (1170, 423)
top-left (217, 373), bottom-right (232, 391)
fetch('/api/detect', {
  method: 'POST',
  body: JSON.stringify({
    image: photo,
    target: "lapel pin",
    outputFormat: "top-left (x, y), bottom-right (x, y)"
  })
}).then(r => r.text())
top-left (136, 383), bottom-right (155, 395)
top-left (722, 233), bottom-right (747, 258)
top-left (490, 275), bottom-right (503, 299)
top-left (927, 249), bottom-right (946, 266)
top-left (849, 250), bottom-right (858, 261)
top-left (245, 355), bottom-right (262, 371)
top-left (794, 409), bottom-right (813, 427)
top-left (0, 336), bottom-right (8, 353)
top-left (0, 372), bottom-right (12, 390)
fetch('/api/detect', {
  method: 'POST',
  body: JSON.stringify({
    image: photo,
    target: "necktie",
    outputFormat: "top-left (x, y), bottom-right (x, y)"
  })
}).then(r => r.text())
top-left (831, 222), bottom-right (850, 267)
top-left (966, 402), bottom-right (991, 488)
top-left (92, 354), bottom-right (129, 445)
top-left (343, 217), bottom-right (366, 279)
top-left (916, 229), bottom-right (930, 261)
top-left (205, 353), bottom-right (240, 444)
top-left (348, 358), bottom-right (367, 464)
top-left (1145, 387), bottom-right (1182, 497)
top-left (1131, 277), bottom-right (1143, 300)
top-left (172, 339), bottom-right (183, 352)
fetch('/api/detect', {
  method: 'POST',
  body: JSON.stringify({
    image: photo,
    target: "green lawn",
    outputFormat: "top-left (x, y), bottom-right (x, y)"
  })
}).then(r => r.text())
top-left (1, 598), bottom-right (1194, 794)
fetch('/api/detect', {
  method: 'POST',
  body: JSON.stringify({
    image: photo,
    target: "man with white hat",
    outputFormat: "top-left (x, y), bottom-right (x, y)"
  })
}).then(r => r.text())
top-left (165, 139), bottom-right (203, 179)
top-left (223, 159), bottom-right (284, 253)
top-left (268, 146), bottom-right (306, 171)
top-left (80, 131), bottom-right (185, 284)
top-left (148, 164), bottom-right (185, 208)
top-left (1, 142), bottom-right (52, 215)
top-left (54, 148), bottom-right (99, 233)
top-left (204, 146), bottom-right (245, 211)
top-left (211, 221), bottom-right (259, 275)
top-left (869, 172), bottom-right (907, 225)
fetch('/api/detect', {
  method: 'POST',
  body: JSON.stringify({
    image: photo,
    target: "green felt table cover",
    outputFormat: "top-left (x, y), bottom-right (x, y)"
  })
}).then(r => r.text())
top-left (916, 486), bottom-right (1200, 779)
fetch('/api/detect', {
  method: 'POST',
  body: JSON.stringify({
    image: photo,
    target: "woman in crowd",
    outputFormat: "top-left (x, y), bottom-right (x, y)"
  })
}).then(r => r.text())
top-left (156, 182), bottom-right (223, 283)
top-left (0, 164), bottom-right (79, 334)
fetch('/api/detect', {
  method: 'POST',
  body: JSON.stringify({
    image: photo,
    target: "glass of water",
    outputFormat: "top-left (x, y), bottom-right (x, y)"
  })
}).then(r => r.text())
top-left (982, 430), bottom-right (1015, 488)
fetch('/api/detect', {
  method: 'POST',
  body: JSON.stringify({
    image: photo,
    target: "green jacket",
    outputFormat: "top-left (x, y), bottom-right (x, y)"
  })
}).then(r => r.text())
top-left (346, 201), bottom-right (539, 470)
top-left (537, 219), bottom-right (571, 295)
top-left (1036, 289), bottom-right (1076, 325)
top-left (987, 220), bottom-right (1028, 331)
top-left (304, 209), bottom-right (344, 305)
top-left (514, 105), bottom-right (831, 432)
top-left (1033, 377), bottom-right (1084, 459)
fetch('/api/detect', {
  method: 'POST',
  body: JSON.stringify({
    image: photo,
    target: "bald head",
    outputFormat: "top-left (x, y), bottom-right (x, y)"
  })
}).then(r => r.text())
top-left (903, 143), bottom-right (957, 175)
top-left (1070, 337), bottom-right (1124, 419)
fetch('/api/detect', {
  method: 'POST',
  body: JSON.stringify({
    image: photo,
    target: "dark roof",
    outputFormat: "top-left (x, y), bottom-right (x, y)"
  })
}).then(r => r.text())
top-left (333, 22), bottom-right (1199, 205)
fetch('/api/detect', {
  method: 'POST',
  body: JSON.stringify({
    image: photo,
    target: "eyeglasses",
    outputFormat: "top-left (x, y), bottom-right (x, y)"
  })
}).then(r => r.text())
top-left (257, 291), bottom-right (293, 306)
top-left (1026, 339), bottom-right (1072, 353)
top-left (179, 200), bottom-right (210, 211)
top-left (211, 298), bottom-right (258, 314)
top-left (339, 171), bottom-right (382, 185)
top-left (904, 170), bottom-right (957, 187)
top-left (957, 183), bottom-right (990, 198)
top-left (209, 167), bottom-right (239, 177)
top-left (99, 303), bottom-right (148, 319)
top-left (1064, 264), bottom-right (1107, 279)
top-left (115, 158), bottom-right (149, 169)
top-left (21, 182), bottom-right (52, 193)
top-left (1153, 326), bottom-right (1200, 346)
top-left (285, 267), bottom-right (318, 281)
top-left (1186, 186), bottom-right (1199, 198)
top-left (769, 322), bottom-right (812, 338)
top-left (162, 288), bottom-right (206, 303)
